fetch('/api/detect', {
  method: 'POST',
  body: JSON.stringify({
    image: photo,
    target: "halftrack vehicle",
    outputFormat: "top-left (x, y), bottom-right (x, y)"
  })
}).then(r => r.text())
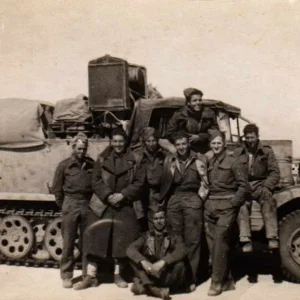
top-left (0, 55), bottom-right (300, 282)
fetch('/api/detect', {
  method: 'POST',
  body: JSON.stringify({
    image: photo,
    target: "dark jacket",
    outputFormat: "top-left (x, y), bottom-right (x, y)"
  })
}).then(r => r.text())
top-left (137, 147), bottom-right (166, 211)
top-left (208, 150), bottom-right (248, 207)
top-left (166, 105), bottom-right (218, 153)
top-left (126, 229), bottom-right (187, 266)
top-left (160, 152), bottom-right (209, 207)
top-left (51, 155), bottom-right (94, 206)
top-left (89, 149), bottom-right (146, 219)
top-left (233, 142), bottom-right (280, 191)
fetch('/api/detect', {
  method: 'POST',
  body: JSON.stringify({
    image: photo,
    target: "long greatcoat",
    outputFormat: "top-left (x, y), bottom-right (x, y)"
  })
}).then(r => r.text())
top-left (83, 149), bottom-right (146, 258)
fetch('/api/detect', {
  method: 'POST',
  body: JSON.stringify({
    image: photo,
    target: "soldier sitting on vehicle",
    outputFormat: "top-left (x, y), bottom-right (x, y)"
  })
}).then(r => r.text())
top-left (51, 132), bottom-right (94, 288)
top-left (235, 124), bottom-right (280, 252)
top-left (127, 209), bottom-right (187, 300)
top-left (166, 88), bottom-right (218, 154)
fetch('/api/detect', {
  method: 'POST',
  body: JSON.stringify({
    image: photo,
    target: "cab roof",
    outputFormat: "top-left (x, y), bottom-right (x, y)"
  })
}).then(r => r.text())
top-left (138, 97), bottom-right (241, 116)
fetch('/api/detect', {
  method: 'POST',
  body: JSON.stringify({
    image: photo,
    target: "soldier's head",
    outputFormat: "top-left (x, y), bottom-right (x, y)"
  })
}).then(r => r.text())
top-left (141, 127), bottom-right (160, 153)
top-left (111, 128), bottom-right (128, 154)
top-left (243, 124), bottom-right (259, 149)
top-left (72, 132), bottom-right (88, 160)
top-left (184, 88), bottom-right (203, 112)
top-left (152, 209), bottom-right (167, 233)
top-left (209, 129), bottom-right (226, 156)
top-left (171, 131), bottom-right (190, 157)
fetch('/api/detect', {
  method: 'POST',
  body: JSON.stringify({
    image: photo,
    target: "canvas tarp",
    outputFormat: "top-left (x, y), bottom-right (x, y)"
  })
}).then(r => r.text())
top-left (0, 98), bottom-right (46, 148)
top-left (53, 94), bottom-right (91, 122)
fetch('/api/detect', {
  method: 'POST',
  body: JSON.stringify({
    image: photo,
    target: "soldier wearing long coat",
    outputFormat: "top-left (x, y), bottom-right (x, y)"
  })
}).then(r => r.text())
top-left (74, 128), bottom-right (146, 290)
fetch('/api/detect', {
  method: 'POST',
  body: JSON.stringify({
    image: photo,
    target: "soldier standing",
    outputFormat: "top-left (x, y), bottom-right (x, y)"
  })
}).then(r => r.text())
top-left (137, 127), bottom-right (166, 228)
top-left (205, 129), bottom-right (248, 296)
top-left (166, 88), bottom-right (218, 154)
top-left (235, 124), bottom-right (280, 252)
top-left (51, 132), bottom-right (94, 288)
top-left (160, 131), bottom-right (208, 292)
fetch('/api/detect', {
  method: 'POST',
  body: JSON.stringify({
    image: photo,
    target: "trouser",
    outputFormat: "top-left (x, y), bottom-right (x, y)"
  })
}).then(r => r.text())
top-left (130, 261), bottom-right (186, 292)
top-left (166, 192), bottom-right (203, 283)
top-left (238, 188), bottom-right (278, 241)
top-left (60, 197), bottom-right (88, 280)
top-left (204, 198), bottom-right (238, 284)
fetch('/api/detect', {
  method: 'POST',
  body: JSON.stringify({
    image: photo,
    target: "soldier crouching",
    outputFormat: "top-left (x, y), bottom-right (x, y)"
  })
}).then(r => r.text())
top-left (204, 129), bottom-right (248, 296)
top-left (127, 209), bottom-right (187, 300)
top-left (51, 132), bottom-right (94, 288)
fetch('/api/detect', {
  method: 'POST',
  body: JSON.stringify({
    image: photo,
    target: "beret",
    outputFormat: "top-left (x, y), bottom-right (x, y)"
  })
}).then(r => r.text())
top-left (72, 132), bottom-right (88, 146)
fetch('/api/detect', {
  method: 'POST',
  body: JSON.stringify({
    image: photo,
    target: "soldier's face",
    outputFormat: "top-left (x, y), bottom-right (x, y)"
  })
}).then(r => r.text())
top-left (245, 132), bottom-right (259, 149)
top-left (210, 136), bottom-right (225, 155)
top-left (73, 141), bottom-right (88, 160)
top-left (187, 94), bottom-right (202, 112)
top-left (145, 136), bottom-right (158, 153)
top-left (153, 211), bottom-right (166, 232)
top-left (174, 137), bottom-right (190, 156)
top-left (111, 135), bottom-right (126, 154)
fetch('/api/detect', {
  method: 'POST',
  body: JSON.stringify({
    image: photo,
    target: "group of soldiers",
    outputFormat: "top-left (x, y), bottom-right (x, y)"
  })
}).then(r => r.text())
top-left (52, 88), bottom-right (280, 299)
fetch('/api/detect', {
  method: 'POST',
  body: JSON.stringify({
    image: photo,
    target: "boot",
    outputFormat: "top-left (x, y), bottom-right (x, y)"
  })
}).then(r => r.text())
top-left (207, 281), bottom-right (222, 296)
top-left (73, 275), bottom-right (98, 290)
top-left (114, 274), bottom-right (128, 288)
top-left (62, 278), bottom-right (73, 288)
top-left (188, 283), bottom-right (196, 293)
top-left (131, 278), bottom-right (146, 295)
top-left (222, 279), bottom-right (236, 292)
top-left (242, 242), bottom-right (253, 253)
top-left (147, 286), bottom-right (170, 300)
top-left (268, 239), bottom-right (279, 250)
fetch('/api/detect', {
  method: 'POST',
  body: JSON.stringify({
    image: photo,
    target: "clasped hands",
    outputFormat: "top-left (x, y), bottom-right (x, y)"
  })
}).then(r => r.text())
top-left (108, 193), bottom-right (124, 207)
top-left (141, 259), bottom-right (166, 279)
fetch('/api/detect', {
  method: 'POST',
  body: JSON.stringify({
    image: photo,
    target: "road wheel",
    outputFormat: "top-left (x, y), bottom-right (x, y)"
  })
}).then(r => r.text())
top-left (279, 210), bottom-right (300, 282)
top-left (0, 216), bottom-right (34, 259)
top-left (44, 218), bottom-right (80, 262)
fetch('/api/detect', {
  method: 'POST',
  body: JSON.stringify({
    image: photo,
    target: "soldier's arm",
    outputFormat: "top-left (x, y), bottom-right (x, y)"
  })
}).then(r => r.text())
top-left (51, 161), bottom-right (66, 208)
top-left (166, 111), bottom-right (180, 142)
top-left (92, 156), bottom-right (113, 203)
top-left (161, 235), bottom-right (187, 265)
top-left (126, 235), bottom-right (147, 264)
top-left (232, 158), bottom-right (249, 207)
top-left (121, 164), bottom-right (146, 201)
top-left (264, 148), bottom-right (280, 191)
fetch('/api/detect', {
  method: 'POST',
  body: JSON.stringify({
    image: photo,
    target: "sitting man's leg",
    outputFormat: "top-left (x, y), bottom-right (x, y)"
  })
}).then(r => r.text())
top-left (238, 201), bottom-right (253, 252)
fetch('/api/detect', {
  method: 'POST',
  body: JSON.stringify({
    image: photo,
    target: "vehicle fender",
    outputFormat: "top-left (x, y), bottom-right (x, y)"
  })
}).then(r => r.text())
top-left (274, 185), bottom-right (300, 207)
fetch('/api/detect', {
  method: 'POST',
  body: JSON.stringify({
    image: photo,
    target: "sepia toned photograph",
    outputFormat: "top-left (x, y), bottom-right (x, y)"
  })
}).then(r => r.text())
top-left (0, 1), bottom-right (300, 299)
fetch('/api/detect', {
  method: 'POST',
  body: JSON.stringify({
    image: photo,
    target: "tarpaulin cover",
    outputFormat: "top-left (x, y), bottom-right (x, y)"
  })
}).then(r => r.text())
top-left (53, 95), bottom-right (91, 122)
top-left (0, 98), bottom-right (45, 148)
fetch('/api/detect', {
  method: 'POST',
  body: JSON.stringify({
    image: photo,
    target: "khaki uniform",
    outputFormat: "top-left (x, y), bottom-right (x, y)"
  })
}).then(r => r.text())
top-left (51, 155), bottom-right (94, 280)
top-left (160, 152), bottom-right (208, 283)
top-left (234, 142), bottom-right (280, 240)
top-left (205, 150), bottom-right (247, 284)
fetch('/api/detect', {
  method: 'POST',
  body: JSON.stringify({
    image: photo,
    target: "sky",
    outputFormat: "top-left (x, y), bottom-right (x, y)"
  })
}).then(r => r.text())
top-left (1, 0), bottom-right (300, 154)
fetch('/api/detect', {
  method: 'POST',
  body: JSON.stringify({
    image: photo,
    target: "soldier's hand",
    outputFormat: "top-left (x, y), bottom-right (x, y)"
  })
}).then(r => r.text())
top-left (141, 260), bottom-right (153, 275)
top-left (151, 260), bottom-right (166, 278)
top-left (189, 134), bottom-right (200, 143)
top-left (261, 187), bottom-right (272, 199)
top-left (110, 193), bottom-right (124, 206)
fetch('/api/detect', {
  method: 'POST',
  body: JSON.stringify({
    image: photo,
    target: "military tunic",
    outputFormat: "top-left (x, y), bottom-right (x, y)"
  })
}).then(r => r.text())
top-left (205, 150), bottom-right (247, 284)
top-left (51, 155), bottom-right (94, 280)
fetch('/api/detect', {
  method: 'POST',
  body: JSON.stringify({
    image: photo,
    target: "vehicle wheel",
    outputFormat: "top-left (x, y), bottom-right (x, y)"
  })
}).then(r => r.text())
top-left (0, 216), bottom-right (34, 259)
top-left (31, 220), bottom-right (50, 261)
top-left (44, 218), bottom-right (80, 262)
top-left (279, 209), bottom-right (300, 282)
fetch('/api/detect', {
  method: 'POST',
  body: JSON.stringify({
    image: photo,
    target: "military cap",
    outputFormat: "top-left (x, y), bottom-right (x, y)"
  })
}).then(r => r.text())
top-left (183, 87), bottom-right (203, 99)
top-left (208, 129), bottom-right (226, 142)
top-left (72, 132), bottom-right (88, 146)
